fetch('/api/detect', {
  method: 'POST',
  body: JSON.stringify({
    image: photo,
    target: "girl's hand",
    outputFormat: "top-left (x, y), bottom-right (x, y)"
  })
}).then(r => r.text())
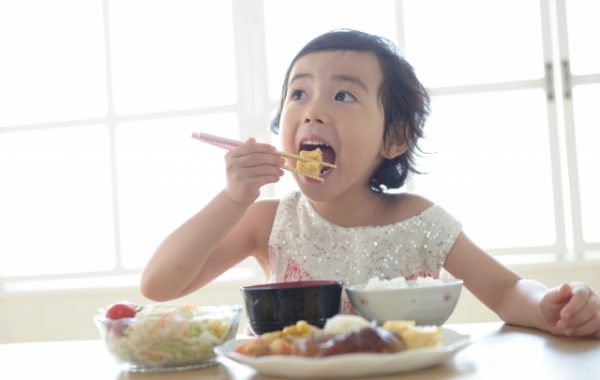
top-left (540, 282), bottom-right (600, 338)
top-left (224, 137), bottom-right (285, 205)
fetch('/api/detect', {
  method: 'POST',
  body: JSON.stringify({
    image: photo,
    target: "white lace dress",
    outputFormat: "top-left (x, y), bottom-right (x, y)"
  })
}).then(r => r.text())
top-left (267, 191), bottom-right (462, 313)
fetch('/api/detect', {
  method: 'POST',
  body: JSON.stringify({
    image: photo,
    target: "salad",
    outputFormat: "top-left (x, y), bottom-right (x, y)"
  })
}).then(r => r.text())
top-left (95, 302), bottom-right (241, 371)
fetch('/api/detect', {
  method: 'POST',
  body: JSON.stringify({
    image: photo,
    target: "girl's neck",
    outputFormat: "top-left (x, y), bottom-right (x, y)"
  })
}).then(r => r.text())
top-left (307, 189), bottom-right (400, 227)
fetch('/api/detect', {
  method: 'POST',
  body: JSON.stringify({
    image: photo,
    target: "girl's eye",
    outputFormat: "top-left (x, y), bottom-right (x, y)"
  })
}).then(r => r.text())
top-left (335, 91), bottom-right (356, 102)
top-left (290, 89), bottom-right (307, 100)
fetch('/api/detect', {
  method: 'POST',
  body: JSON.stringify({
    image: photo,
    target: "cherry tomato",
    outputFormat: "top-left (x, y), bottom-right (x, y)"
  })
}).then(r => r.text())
top-left (105, 302), bottom-right (137, 320)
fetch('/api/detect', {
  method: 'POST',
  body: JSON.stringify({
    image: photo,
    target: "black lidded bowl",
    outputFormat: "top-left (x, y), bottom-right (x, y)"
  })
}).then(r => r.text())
top-left (240, 280), bottom-right (343, 335)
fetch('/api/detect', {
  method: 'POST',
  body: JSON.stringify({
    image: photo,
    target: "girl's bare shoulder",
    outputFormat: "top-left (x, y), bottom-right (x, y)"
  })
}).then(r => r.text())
top-left (385, 192), bottom-right (435, 222)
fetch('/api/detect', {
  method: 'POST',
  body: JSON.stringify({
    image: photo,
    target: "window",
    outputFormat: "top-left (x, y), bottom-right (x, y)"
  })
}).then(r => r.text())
top-left (1, 0), bottom-right (598, 288)
top-left (563, 0), bottom-right (600, 255)
top-left (401, 0), bottom-right (554, 252)
top-left (0, 0), bottom-right (240, 278)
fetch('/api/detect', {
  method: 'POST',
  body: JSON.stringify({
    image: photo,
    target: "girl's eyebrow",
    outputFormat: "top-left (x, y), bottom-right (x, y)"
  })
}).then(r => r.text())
top-left (289, 73), bottom-right (369, 92)
top-left (332, 75), bottom-right (368, 92)
top-left (289, 73), bottom-right (312, 85)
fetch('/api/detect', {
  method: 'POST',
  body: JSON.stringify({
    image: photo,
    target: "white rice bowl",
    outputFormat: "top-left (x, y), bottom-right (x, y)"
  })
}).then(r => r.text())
top-left (346, 276), bottom-right (463, 326)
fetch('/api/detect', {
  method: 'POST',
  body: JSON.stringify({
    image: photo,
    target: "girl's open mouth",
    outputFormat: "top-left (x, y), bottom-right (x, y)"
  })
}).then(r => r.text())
top-left (298, 140), bottom-right (337, 176)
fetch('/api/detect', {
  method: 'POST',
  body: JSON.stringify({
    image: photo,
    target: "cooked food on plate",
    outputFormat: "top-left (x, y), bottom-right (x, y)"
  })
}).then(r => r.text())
top-left (233, 315), bottom-right (441, 357)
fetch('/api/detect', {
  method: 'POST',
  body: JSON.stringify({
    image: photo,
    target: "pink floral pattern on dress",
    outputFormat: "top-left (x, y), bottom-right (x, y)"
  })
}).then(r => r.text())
top-left (268, 249), bottom-right (353, 315)
top-left (406, 272), bottom-right (437, 280)
top-left (282, 257), bottom-right (314, 282)
top-left (341, 295), bottom-right (356, 314)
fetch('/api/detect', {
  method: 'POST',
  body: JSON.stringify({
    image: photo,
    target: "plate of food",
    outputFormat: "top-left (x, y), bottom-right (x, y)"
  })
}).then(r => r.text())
top-left (214, 316), bottom-right (470, 378)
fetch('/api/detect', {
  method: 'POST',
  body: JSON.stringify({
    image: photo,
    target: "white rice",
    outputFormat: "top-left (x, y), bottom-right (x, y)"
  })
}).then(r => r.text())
top-left (364, 276), bottom-right (443, 290)
top-left (414, 277), bottom-right (444, 287)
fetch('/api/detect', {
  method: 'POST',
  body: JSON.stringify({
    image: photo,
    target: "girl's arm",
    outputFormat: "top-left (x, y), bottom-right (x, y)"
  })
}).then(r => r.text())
top-left (444, 232), bottom-right (600, 338)
top-left (140, 138), bottom-right (284, 301)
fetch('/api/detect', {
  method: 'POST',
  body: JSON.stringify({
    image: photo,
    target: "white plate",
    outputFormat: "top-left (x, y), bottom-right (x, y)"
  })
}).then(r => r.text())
top-left (214, 328), bottom-right (471, 378)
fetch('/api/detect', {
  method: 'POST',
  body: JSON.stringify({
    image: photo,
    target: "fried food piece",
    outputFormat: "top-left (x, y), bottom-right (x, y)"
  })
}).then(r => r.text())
top-left (233, 337), bottom-right (273, 356)
top-left (281, 320), bottom-right (320, 339)
top-left (233, 321), bottom-right (321, 357)
top-left (384, 320), bottom-right (442, 349)
top-left (296, 148), bottom-right (323, 177)
top-left (382, 320), bottom-right (416, 335)
top-left (400, 325), bottom-right (442, 349)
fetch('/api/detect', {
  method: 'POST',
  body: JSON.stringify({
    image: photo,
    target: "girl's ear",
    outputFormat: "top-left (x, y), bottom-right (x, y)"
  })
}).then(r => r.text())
top-left (379, 133), bottom-right (409, 160)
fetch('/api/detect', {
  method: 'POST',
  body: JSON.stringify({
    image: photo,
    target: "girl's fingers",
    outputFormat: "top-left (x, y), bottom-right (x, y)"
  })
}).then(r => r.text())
top-left (560, 283), bottom-right (593, 320)
top-left (231, 140), bottom-right (277, 157)
top-left (226, 149), bottom-right (286, 169)
top-left (227, 161), bottom-right (284, 179)
top-left (544, 283), bottom-right (572, 306)
top-left (241, 154), bottom-right (286, 169)
top-left (540, 284), bottom-right (572, 324)
top-left (227, 159), bottom-right (285, 183)
top-left (222, 139), bottom-right (285, 204)
top-left (562, 311), bottom-right (600, 337)
top-left (561, 293), bottom-right (600, 328)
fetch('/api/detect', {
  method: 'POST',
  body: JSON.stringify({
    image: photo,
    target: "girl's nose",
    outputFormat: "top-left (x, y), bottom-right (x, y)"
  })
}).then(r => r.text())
top-left (303, 99), bottom-right (327, 125)
top-left (304, 116), bottom-right (324, 124)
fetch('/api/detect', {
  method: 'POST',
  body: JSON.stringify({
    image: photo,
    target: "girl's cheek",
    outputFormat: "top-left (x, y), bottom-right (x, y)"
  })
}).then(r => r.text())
top-left (279, 121), bottom-right (296, 153)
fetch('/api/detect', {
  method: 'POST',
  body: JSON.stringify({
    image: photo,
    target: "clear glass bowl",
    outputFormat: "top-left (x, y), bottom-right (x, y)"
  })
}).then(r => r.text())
top-left (94, 303), bottom-right (242, 372)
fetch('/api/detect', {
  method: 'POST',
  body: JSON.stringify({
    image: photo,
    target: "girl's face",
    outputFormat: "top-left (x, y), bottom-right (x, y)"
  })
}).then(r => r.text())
top-left (280, 50), bottom-right (387, 200)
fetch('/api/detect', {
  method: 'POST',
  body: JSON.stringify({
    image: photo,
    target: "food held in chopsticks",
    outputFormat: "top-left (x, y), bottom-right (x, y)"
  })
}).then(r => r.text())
top-left (232, 315), bottom-right (441, 357)
top-left (293, 141), bottom-right (337, 181)
top-left (296, 148), bottom-right (324, 179)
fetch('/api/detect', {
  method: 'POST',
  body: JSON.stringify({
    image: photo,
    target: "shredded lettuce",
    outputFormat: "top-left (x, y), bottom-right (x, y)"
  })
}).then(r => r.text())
top-left (103, 304), bottom-right (239, 368)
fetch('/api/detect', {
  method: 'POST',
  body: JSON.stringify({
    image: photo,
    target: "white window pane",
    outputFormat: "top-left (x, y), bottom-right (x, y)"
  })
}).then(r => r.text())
top-left (0, 0), bottom-right (107, 127)
top-left (264, 0), bottom-right (397, 100)
top-left (566, 1), bottom-right (600, 75)
top-left (109, 0), bottom-right (236, 115)
top-left (403, 0), bottom-right (544, 87)
top-left (415, 90), bottom-right (555, 249)
top-left (573, 84), bottom-right (600, 242)
top-left (0, 125), bottom-right (115, 276)
top-left (116, 114), bottom-right (239, 268)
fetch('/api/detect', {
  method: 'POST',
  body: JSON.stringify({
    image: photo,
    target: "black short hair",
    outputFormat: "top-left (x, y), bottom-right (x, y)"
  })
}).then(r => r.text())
top-left (270, 29), bottom-right (430, 192)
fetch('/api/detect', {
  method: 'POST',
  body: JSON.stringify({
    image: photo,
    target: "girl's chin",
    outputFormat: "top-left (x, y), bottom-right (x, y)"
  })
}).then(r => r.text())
top-left (296, 173), bottom-right (330, 186)
top-left (296, 177), bottom-right (334, 201)
top-left (303, 176), bottom-right (326, 184)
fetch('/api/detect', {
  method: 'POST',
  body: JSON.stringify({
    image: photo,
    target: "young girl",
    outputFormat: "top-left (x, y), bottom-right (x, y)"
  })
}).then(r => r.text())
top-left (141, 29), bottom-right (600, 338)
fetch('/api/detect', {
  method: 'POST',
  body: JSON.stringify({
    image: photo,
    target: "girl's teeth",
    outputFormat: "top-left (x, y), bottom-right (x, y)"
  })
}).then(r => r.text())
top-left (302, 140), bottom-right (330, 147)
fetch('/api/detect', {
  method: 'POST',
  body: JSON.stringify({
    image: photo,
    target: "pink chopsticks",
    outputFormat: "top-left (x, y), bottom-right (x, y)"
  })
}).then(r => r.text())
top-left (191, 132), bottom-right (242, 150)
